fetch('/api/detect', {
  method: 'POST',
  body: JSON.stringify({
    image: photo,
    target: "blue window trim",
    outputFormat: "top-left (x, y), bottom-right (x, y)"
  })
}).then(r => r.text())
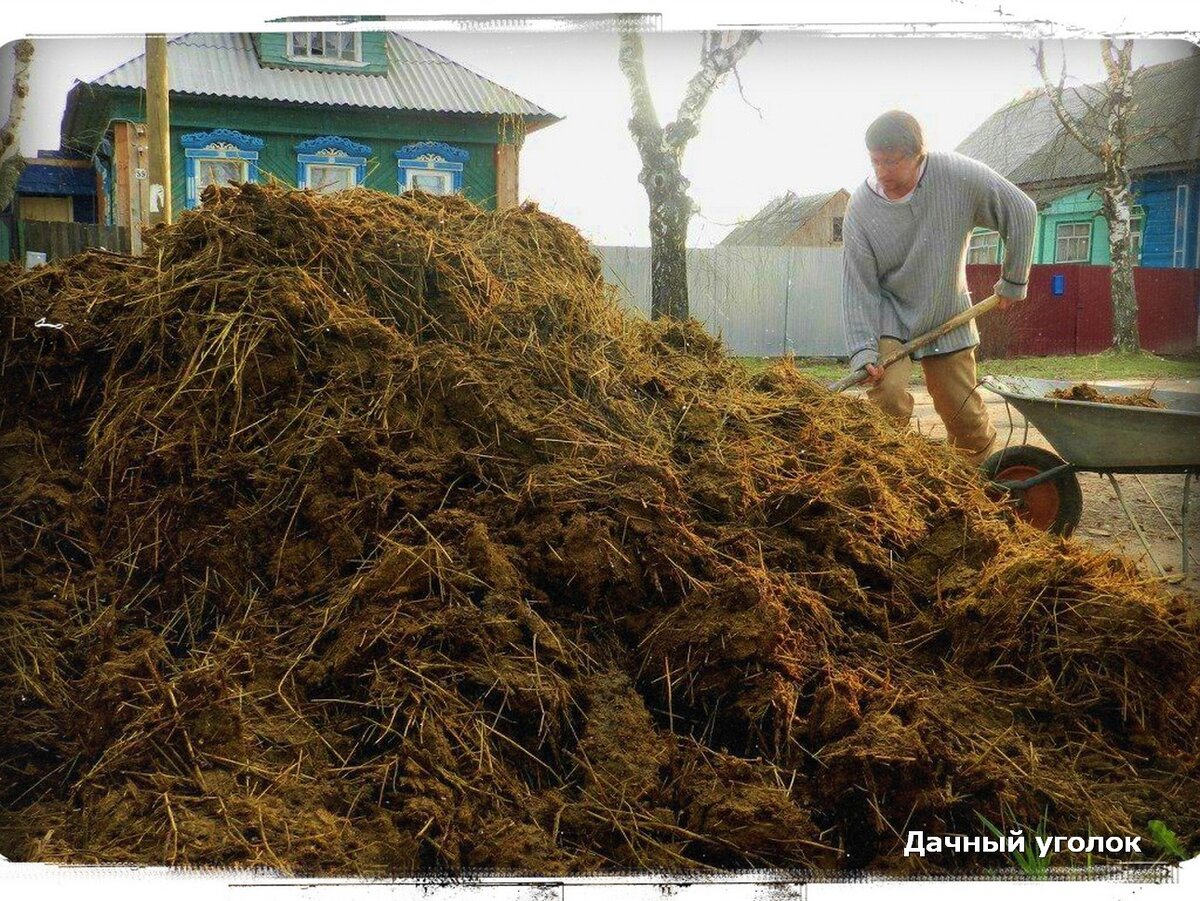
top-left (181, 129), bottom-right (263, 209)
top-left (395, 142), bottom-right (467, 194)
top-left (294, 136), bottom-right (371, 189)
top-left (1174, 184), bottom-right (1190, 268)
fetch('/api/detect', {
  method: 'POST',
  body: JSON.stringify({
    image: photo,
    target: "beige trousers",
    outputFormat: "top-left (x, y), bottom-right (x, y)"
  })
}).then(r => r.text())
top-left (865, 338), bottom-right (997, 466)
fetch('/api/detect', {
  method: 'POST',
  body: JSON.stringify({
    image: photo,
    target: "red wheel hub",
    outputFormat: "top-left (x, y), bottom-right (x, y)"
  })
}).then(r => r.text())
top-left (996, 463), bottom-right (1061, 531)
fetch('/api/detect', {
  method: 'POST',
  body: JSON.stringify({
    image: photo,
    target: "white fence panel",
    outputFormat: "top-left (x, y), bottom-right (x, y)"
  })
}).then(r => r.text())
top-left (591, 245), bottom-right (846, 358)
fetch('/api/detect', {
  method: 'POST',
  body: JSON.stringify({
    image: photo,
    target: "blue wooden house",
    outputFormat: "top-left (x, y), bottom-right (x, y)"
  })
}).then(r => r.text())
top-left (957, 53), bottom-right (1200, 269)
top-left (45, 31), bottom-right (557, 254)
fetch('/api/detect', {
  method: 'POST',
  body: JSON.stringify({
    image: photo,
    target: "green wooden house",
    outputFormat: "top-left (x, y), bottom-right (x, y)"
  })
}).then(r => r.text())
top-left (958, 53), bottom-right (1199, 269)
top-left (58, 32), bottom-right (558, 246)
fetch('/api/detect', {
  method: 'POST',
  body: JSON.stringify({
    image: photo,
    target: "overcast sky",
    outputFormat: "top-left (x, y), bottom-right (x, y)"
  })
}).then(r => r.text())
top-left (2, 2), bottom-right (1196, 246)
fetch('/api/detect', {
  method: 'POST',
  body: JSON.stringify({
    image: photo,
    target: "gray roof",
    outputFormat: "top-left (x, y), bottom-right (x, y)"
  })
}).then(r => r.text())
top-left (719, 189), bottom-right (846, 246)
top-left (86, 32), bottom-right (556, 120)
top-left (956, 54), bottom-right (1200, 190)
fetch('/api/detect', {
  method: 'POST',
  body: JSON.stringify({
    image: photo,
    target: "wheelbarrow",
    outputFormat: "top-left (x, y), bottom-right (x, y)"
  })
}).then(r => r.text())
top-left (979, 375), bottom-right (1200, 577)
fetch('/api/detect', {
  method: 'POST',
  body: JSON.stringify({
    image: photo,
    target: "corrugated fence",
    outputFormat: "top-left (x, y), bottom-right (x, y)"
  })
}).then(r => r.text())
top-left (966, 264), bottom-right (1200, 357)
top-left (596, 246), bottom-right (1200, 358)
top-left (592, 245), bottom-right (846, 358)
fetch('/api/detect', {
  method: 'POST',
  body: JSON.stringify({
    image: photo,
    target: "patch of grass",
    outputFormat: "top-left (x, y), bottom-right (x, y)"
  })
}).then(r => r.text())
top-left (736, 351), bottom-right (1200, 385)
top-left (978, 809), bottom-right (1053, 879)
top-left (1147, 820), bottom-right (1188, 861)
top-left (735, 356), bottom-right (859, 384)
top-left (978, 351), bottom-right (1200, 381)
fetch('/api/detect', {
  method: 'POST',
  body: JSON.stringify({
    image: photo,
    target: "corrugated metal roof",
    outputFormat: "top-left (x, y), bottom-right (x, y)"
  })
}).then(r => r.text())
top-left (34, 149), bottom-right (89, 161)
top-left (87, 32), bottom-right (556, 119)
top-left (719, 190), bottom-right (846, 246)
top-left (956, 54), bottom-right (1200, 188)
top-left (955, 89), bottom-right (1093, 180)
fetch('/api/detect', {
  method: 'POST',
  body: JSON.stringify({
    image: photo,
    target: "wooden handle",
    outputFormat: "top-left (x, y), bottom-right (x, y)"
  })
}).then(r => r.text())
top-left (829, 294), bottom-right (1002, 393)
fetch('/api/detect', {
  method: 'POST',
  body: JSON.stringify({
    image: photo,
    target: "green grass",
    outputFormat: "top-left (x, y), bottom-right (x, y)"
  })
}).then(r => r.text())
top-left (737, 351), bottom-right (1200, 385)
top-left (978, 810), bottom-right (1053, 879)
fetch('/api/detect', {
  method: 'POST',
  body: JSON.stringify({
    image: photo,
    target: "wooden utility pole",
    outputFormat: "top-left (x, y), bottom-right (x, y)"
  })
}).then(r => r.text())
top-left (145, 34), bottom-right (172, 226)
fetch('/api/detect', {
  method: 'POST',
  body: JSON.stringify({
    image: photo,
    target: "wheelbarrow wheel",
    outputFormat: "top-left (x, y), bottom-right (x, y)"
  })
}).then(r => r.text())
top-left (983, 445), bottom-right (1083, 536)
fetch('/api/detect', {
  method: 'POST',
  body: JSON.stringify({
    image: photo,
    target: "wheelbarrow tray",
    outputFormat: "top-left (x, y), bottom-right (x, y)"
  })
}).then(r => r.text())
top-left (981, 376), bottom-right (1200, 471)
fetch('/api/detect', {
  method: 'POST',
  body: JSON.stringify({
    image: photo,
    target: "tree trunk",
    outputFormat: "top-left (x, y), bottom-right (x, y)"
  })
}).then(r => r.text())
top-left (1103, 177), bottom-right (1140, 352)
top-left (618, 28), bottom-right (760, 321)
top-left (0, 40), bottom-right (36, 212)
top-left (645, 162), bottom-right (691, 320)
top-left (1036, 39), bottom-right (1140, 353)
top-left (1101, 40), bottom-right (1139, 352)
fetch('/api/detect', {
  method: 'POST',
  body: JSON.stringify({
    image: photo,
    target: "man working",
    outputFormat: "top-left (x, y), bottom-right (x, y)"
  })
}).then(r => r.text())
top-left (841, 110), bottom-right (1037, 466)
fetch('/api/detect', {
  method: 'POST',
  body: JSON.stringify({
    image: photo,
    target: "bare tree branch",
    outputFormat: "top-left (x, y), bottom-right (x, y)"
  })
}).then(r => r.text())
top-left (1049, 58), bottom-right (1190, 159)
top-left (1034, 38), bottom-right (1143, 351)
top-left (617, 29), bottom-right (661, 150)
top-left (667, 30), bottom-right (761, 150)
top-left (1034, 41), bottom-right (1103, 158)
top-left (1065, 82), bottom-right (1106, 127)
top-left (730, 61), bottom-right (764, 119)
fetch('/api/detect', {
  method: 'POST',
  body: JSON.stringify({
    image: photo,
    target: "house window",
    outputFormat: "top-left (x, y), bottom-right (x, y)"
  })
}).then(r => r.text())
top-left (967, 229), bottom-right (1001, 264)
top-left (306, 163), bottom-right (358, 194)
top-left (1129, 212), bottom-right (1144, 265)
top-left (1174, 185), bottom-right (1189, 268)
top-left (289, 32), bottom-right (360, 63)
top-left (395, 142), bottom-right (468, 197)
top-left (196, 158), bottom-right (248, 194)
top-left (1055, 221), bottom-right (1092, 263)
top-left (295, 136), bottom-right (371, 193)
top-left (831, 216), bottom-right (844, 243)
top-left (405, 170), bottom-right (453, 195)
top-left (181, 129), bottom-right (263, 208)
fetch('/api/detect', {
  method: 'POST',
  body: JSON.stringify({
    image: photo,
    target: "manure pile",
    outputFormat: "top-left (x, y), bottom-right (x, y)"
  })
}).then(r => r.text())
top-left (1048, 383), bottom-right (1165, 409)
top-left (2, 184), bottom-right (1198, 876)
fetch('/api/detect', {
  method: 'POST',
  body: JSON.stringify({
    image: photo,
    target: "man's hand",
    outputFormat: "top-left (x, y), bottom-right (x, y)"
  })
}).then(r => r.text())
top-left (863, 362), bottom-right (886, 386)
top-left (997, 295), bottom-right (1020, 312)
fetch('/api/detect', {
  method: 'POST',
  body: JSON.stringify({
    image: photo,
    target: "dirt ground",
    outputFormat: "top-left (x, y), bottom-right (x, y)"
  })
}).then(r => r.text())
top-left (902, 378), bottom-right (1199, 595)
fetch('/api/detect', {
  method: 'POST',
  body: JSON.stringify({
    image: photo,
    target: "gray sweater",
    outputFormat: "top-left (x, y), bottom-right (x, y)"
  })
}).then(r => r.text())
top-left (841, 150), bottom-right (1037, 372)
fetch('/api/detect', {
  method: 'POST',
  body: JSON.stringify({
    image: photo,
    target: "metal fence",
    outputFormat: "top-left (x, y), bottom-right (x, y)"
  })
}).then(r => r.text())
top-left (592, 245), bottom-right (847, 358)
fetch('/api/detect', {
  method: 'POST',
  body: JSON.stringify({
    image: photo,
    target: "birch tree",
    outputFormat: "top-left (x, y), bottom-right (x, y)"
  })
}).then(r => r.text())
top-left (1035, 40), bottom-right (1139, 352)
top-left (0, 40), bottom-right (35, 212)
top-left (618, 29), bottom-right (760, 320)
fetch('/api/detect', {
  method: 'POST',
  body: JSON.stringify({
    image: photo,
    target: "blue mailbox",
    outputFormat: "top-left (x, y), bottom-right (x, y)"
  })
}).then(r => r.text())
top-left (1051, 273), bottom-right (1066, 296)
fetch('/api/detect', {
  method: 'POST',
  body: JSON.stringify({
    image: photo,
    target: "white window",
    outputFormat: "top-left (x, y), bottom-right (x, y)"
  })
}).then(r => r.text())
top-left (1055, 221), bottom-right (1092, 263)
top-left (305, 163), bottom-right (358, 193)
top-left (1174, 184), bottom-right (1190, 268)
top-left (405, 169), bottom-right (453, 195)
top-left (967, 229), bottom-right (1000, 264)
top-left (289, 32), bottom-right (360, 63)
top-left (196, 158), bottom-right (248, 194)
top-left (1129, 212), bottom-right (1144, 264)
top-left (295, 137), bottom-right (370, 192)
top-left (395, 142), bottom-right (467, 196)
top-left (181, 130), bottom-right (262, 209)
